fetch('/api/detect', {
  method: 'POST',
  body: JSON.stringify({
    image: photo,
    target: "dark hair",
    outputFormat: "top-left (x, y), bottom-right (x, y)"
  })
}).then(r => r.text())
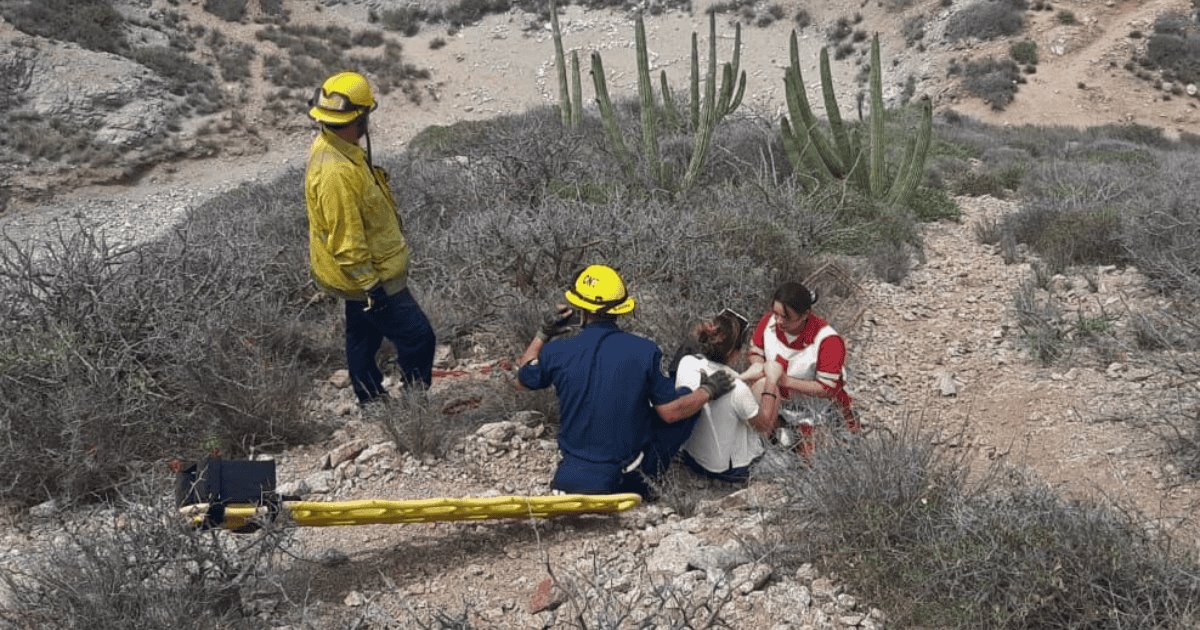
top-left (696, 311), bottom-right (748, 364)
top-left (772, 282), bottom-right (818, 315)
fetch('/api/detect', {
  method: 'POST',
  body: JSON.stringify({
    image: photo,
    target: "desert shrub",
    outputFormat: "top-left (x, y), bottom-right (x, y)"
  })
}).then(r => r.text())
top-left (1013, 278), bottom-right (1068, 364)
top-left (828, 16), bottom-right (854, 42)
top-left (0, 175), bottom-right (336, 504)
top-left (1009, 201), bottom-right (1125, 272)
top-left (944, 0), bottom-right (1025, 42)
top-left (214, 40), bottom-right (256, 82)
top-left (130, 46), bottom-right (219, 105)
top-left (1145, 24), bottom-right (1200, 84)
top-left (773, 421), bottom-right (1200, 628)
top-left (352, 30), bottom-right (385, 47)
top-left (794, 8), bottom-right (812, 28)
top-left (379, 6), bottom-right (427, 36)
top-left (375, 378), bottom-right (522, 458)
top-left (908, 186), bottom-right (960, 222)
top-left (1009, 39), bottom-right (1038, 65)
top-left (2, 112), bottom-right (118, 165)
top-left (952, 147), bottom-right (1027, 198)
top-left (1056, 9), bottom-right (1077, 24)
top-left (260, 0), bottom-right (286, 18)
top-left (1119, 151), bottom-right (1200, 299)
top-left (902, 15), bottom-right (926, 47)
top-left (257, 27), bottom-right (429, 100)
top-left (960, 56), bottom-right (1021, 110)
top-left (0, 498), bottom-right (296, 628)
top-left (430, 36), bottom-right (447, 49)
top-left (203, 0), bottom-right (247, 22)
top-left (0, 0), bottom-right (128, 54)
top-left (440, 0), bottom-right (512, 27)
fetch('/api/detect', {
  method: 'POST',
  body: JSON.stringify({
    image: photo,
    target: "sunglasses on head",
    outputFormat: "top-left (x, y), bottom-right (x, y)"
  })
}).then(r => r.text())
top-left (716, 308), bottom-right (750, 348)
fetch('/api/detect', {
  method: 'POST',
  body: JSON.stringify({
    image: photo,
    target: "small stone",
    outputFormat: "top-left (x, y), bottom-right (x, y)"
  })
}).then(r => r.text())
top-left (529, 577), bottom-right (564, 613)
top-left (344, 590), bottom-right (365, 607)
top-left (329, 369), bottom-right (351, 389)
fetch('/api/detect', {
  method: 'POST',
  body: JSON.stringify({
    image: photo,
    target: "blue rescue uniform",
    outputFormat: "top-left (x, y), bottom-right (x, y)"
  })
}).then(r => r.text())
top-left (518, 320), bottom-right (696, 496)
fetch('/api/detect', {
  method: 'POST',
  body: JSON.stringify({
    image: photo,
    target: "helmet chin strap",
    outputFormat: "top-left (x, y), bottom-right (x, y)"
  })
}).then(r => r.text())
top-left (358, 113), bottom-right (373, 170)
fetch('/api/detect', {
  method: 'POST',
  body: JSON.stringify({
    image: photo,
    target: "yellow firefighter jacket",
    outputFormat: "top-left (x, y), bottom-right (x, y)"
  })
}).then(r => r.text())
top-left (304, 128), bottom-right (410, 301)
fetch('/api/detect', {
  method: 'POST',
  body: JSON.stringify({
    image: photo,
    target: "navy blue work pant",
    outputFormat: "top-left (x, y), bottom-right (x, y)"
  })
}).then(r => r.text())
top-left (552, 413), bottom-right (698, 499)
top-left (344, 287), bottom-right (435, 403)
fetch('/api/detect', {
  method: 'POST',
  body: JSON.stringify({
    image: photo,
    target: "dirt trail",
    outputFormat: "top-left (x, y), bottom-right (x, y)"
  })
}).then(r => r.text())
top-left (952, 0), bottom-right (1199, 132)
top-left (856, 194), bottom-right (1197, 528)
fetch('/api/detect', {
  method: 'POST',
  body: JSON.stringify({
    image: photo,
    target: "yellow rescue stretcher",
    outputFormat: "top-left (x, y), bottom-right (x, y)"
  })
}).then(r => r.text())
top-left (180, 493), bottom-right (642, 530)
top-left (173, 456), bottom-right (640, 530)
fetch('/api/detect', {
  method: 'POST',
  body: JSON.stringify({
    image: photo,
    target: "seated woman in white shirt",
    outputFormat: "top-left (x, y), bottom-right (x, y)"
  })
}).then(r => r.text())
top-left (675, 309), bottom-right (781, 483)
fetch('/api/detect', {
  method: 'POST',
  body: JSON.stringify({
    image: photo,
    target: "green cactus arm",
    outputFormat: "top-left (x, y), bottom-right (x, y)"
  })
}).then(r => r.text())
top-left (550, 0), bottom-right (571, 127)
top-left (780, 117), bottom-right (828, 187)
top-left (727, 69), bottom-right (746, 116)
top-left (570, 50), bottom-right (583, 127)
top-left (819, 47), bottom-right (856, 181)
top-left (634, 15), bottom-right (662, 187)
top-left (690, 32), bottom-right (700, 130)
top-left (784, 59), bottom-right (845, 178)
top-left (660, 70), bottom-right (680, 131)
top-left (726, 21), bottom-right (744, 116)
top-left (591, 52), bottom-right (636, 179)
top-left (868, 34), bottom-right (886, 198)
top-left (681, 15), bottom-right (721, 192)
top-left (886, 96), bottom-right (933, 205)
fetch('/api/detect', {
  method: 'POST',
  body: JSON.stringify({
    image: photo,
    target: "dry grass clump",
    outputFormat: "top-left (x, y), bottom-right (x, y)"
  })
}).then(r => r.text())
top-left (0, 174), bottom-right (337, 505)
top-left (772, 421), bottom-right (1200, 628)
top-left (0, 496), bottom-right (297, 628)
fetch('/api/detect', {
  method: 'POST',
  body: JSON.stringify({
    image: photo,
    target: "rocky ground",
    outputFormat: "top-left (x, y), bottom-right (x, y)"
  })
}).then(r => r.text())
top-left (2, 0), bottom-right (1200, 627)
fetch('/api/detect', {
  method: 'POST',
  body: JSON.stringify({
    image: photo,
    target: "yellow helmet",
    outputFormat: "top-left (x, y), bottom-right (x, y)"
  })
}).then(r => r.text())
top-left (565, 264), bottom-right (636, 315)
top-left (308, 71), bottom-right (377, 125)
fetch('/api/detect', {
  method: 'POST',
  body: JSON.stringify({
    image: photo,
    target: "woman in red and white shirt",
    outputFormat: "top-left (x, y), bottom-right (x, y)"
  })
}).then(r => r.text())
top-left (742, 282), bottom-right (857, 445)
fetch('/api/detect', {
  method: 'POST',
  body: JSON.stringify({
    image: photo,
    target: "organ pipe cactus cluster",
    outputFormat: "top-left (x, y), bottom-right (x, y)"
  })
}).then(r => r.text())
top-left (589, 12), bottom-right (745, 193)
top-left (781, 31), bottom-right (932, 205)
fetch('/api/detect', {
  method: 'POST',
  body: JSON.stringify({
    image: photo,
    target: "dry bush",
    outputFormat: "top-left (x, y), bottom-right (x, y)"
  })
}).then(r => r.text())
top-left (375, 376), bottom-right (529, 458)
top-left (549, 551), bottom-right (735, 629)
top-left (1145, 13), bottom-right (1200, 85)
top-left (959, 56), bottom-right (1022, 111)
top-left (129, 46), bottom-right (223, 114)
top-left (773, 419), bottom-right (1200, 628)
top-left (0, 174), bottom-right (337, 505)
top-left (203, 0), bottom-right (248, 22)
top-left (0, 496), bottom-right (298, 629)
top-left (1119, 151), bottom-right (1200, 299)
top-left (1013, 277), bottom-right (1068, 365)
top-left (256, 27), bottom-right (429, 100)
top-left (944, 0), bottom-right (1026, 42)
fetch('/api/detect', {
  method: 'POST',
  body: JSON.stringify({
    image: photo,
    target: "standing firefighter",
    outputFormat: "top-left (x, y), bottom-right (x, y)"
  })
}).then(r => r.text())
top-left (515, 264), bottom-right (735, 497)
top-left (305, 71), bottom-right (435, 404)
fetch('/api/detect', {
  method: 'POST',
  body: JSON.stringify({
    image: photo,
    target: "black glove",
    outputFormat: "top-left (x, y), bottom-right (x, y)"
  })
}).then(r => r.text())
top-left (697, 370), bottom-right (735, 400)
top-left (364, 285), bottom-right (389, 313)
top-left (536, 307), bottom-right (576, 342)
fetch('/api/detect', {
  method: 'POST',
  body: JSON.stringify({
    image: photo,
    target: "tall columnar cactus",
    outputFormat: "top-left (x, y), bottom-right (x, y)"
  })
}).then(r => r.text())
top-left (591, 12), bottom-right (745, 193)
top-left (550, 0), bottom-right (583, 127)
top-left (780, 32), bottom-right (932, 205)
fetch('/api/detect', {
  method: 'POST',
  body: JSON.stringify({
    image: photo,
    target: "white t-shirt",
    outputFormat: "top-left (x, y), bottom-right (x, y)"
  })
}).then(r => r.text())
top-left (676, 355), bottom-right (765, 473)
